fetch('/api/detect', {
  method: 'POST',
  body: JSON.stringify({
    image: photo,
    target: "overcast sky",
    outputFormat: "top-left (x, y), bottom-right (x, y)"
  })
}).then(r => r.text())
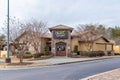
top-left (0, 0), bottom-right (120, 30)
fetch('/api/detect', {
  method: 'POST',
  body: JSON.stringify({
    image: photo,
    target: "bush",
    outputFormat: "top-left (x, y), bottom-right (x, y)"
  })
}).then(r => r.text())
top-left (71, 51), bottom-right (77, 56)
top-left (17, 53), bottom-right (32, 59)
top-left (88, 52), bottom-right (96, 57)
top-left (114, 53), bottom-right (120, 55)
top-left (44, 46), bottom-right (49, 55)
top-left (97, 51), bottom-right (105, 56)
top-left (24, 51), bottom-right (31, 54)
top-left (79, 51), bottom-right (89, 56)
top-left (79, 51), bottom-right (105, 57)
top-left (73, 45), bottom-right (78, 53)
top-left (23, 54), bottom-right (33, 58)
top-left (33, 53), bottom-right (42, 58)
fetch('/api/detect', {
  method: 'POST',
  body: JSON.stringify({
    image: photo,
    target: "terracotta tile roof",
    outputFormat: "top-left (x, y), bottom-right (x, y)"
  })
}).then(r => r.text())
top-left (78, 31), bottom-right (109, 42)
top-left (49, 24), bottom-right (73, 32)
top-left (71, 30), bottom-right (80, 37)
top-left (14, 31), bottom-right (52, 41)
top-left (0, 41), bottom-right (6, 46)
top-left (41, 33), bottom-right (52, 38)
top-left (15, 31), bottom-right (27, 41)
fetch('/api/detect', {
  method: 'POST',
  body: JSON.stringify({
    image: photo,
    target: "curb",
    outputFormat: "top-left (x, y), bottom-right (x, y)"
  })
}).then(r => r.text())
top-left (81, 68), bottom-right (118, 80)
top-left (0, 56), bottom-right (119, 69)
top-left (52, 56), bottom-right (120, 65)
top-left (52, 57), bottom-right (112, 65)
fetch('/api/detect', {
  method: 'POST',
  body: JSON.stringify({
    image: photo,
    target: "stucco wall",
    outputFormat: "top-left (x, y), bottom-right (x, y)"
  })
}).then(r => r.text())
top-left (0, 51), bottom-right (12, 58)
top-left (93, 38), bottom-right (113, 51)
top-left (79, 43), bottom-right (90, 51)
top-left (114, 45), bottom-right (120, 53)
top-left (0, 51), bottom-right (7, 58)
top-left (71, 37), bottom-right (79, 51)
top-left (41, 38), bottom-right (50, 52)
top-left (93, 38), bottom-right (106, 51)
top-left (77, 38), bottom-right (113, 51)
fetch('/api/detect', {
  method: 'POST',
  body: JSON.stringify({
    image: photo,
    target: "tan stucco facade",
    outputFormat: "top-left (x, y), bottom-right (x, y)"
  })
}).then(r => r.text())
top-left (49, 25), bottom-right (73, 56)
top-left (6, 25), bottom-right (114, 56)
top-left (71, 37), bottom-right (80, 51)
top-left (71, 37), bottom-right (113, 52)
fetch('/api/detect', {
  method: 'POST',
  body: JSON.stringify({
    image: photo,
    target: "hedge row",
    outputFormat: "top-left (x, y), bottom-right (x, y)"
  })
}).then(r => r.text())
top-left (17, 52), bottom-right (49, 59)
top-left (79, 51), bottom-right (105, 57)
top-left (114, 53), bottom-right (120, 55)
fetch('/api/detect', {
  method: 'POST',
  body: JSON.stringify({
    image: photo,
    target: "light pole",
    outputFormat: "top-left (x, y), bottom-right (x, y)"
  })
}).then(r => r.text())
top-left (5, 0), bottom-right (11, 63)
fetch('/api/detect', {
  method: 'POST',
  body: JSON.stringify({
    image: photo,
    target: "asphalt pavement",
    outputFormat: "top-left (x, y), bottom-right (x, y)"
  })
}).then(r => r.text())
top-left (0, 57), bottom-right (120, 80)
top-left (0, 61), bottom-right (3, 64)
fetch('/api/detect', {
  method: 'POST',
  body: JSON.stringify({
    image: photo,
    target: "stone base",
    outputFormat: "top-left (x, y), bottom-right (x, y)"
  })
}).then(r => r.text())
top-left (5, 58), bottom-right (11, 63)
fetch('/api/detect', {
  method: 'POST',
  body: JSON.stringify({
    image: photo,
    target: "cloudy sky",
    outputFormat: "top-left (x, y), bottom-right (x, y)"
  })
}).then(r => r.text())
top-left (0, 0), bottom-right (120, 30)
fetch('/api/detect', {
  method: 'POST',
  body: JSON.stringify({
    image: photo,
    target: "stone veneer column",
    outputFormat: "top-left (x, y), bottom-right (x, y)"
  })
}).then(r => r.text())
top-left (51, 30), bottom-right (72, 57)
top-left (66, 31), bottom-right (71, 57)
top-left (51, 31), bottom-right (56, 56)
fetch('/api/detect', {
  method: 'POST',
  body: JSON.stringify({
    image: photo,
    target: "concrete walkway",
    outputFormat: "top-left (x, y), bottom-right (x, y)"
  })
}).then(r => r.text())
top-left (0, 56), bottom-right (120, 69)
top-left (28, 56), bottom-right (119, 65)
top-left (81, 68), bottom-right (120, 80)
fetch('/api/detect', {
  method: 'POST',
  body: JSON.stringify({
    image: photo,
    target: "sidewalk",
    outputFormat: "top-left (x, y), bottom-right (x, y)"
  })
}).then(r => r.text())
top-left (0, 56), bottom-right (120, 69)
top-left (29, 56), bottom-right (119, 65)
top-left (81, 68), bottom-right (120, 80)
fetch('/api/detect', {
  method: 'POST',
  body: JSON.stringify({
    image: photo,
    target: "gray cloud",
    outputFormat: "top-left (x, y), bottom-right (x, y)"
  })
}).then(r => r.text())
top-left (1, 0), bottom-right (120, 31)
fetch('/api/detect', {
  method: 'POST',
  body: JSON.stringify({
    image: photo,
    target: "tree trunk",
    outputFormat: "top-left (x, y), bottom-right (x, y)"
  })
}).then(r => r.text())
top-left (19, 51), bottom-right (23, 63)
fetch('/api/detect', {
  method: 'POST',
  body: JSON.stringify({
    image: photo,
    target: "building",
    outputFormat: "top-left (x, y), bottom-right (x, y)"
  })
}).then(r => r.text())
top-left (49, 25), bottom-right (114, 56)
top-left (2, 24), bottom-right (114, 57)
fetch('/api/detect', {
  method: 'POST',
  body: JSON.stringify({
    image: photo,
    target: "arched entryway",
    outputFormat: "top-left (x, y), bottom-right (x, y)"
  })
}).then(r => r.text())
top-left (56, 42), bottom-right (66, 56)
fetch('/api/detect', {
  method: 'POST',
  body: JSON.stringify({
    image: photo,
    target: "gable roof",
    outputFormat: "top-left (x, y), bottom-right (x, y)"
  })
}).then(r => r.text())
top-left (49, 24), bottom-right (73, 32)
top-left (14, 31), bottom-right (51, 41)
top-left (14, 31), bottom-right (27, 41)
top-left (78, 31), bottom-right (109, 42)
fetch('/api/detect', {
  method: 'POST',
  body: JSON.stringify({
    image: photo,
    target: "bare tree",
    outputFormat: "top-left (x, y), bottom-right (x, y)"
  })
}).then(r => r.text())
top-left (0, 34), bottom-right (5, 41)
top-left (2, 17), bottom-right (48, 62)
top-left (25, 20), bottom-right (48, 53)
top-left (0, 34), bottom-right (6, 50)
top-left (78, 31), bottom-right (95, 51)
top-left (76, 24), bottom-right (108, 35)
top-left (76, 24), bottom-right (103, 51)
top-left (2, 17), bottom-right (29, 63)
top-left (2, 17), bottom-right (25, 42)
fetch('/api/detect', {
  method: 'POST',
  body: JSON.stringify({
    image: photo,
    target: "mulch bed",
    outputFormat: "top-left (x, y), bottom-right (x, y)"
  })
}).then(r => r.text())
top-left (71, 55), bottom-right (88, 58)
top-left (6, 62), bottom-right (33, 66)
top-left (28, 55), bottom-right (53, 61)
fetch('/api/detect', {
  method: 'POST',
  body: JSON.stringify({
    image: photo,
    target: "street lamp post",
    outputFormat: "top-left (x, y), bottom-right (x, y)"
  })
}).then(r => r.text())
top-left (5, 0), bottom-right (11, 63)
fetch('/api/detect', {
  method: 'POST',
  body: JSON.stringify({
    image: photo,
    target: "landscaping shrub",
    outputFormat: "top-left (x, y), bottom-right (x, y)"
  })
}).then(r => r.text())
top-left (73, 45), bottom-right (78, 53)
top-left (23, 54), bottom-right (33, 58)
top-left (33, 53), bottom-right (42, 58)
top-left (79, 51), bottom-right (105, 57)
top-left (17, 52), bottom-right (33, 59)
top-left (71, 51), bottom-right (77, 56)
top-left (97, 51), bottom-right (105, 56)
top-left (70, 45), bottom-right (79, 56)
top-left (24, 51), bottom-right (31, 54)
top-left (88, 52), bottom-right (96, 57)
top-left (79, 51), bottom-right (89, 56)
top-left (44, 46), bottom-right (49, 55)
top-left (114, 53), bottom-right (120, 55)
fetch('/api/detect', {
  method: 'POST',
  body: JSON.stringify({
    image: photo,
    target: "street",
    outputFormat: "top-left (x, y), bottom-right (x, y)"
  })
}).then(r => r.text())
top-left (0, 57), bottom-right (120, 80)
top-left (0, 61), bottom-right (3, 64)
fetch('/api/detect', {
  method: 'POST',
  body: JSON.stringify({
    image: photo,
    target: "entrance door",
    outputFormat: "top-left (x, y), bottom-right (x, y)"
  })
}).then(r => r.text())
top-left (56, 42), bottom-right (66, 56)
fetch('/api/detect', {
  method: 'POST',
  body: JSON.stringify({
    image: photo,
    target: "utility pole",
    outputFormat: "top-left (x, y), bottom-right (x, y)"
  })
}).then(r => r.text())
top-left (5, 0), bottom-right (11, 63)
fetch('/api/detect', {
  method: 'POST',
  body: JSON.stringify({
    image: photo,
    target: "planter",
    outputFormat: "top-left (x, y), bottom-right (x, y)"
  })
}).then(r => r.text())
top-left (41, 55), bottom-right (53, 58)
top-left (71, 52), bottom-right (77, 56)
